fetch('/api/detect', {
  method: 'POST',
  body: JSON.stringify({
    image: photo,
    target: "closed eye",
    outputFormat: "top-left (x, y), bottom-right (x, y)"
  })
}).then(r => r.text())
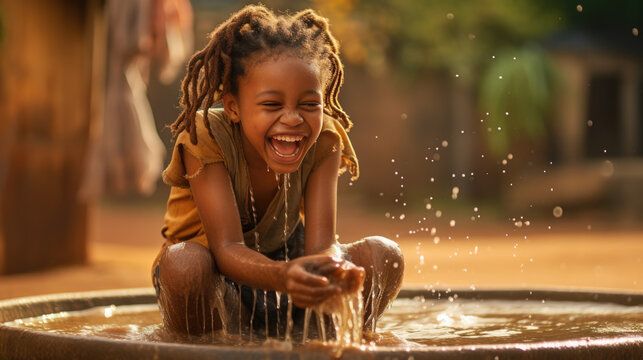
top-left (301, 102), bottom-right (321, 109)
top-left (260, 102), bottom-right (282, 109)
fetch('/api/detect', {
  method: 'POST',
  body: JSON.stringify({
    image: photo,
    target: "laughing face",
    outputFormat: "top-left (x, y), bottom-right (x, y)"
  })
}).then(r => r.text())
top-left (223, 54), bottom-right (324, 175)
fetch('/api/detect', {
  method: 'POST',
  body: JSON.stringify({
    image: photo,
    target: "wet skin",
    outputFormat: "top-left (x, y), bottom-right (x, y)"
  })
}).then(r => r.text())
top-left (157, 54), bottom-right (404, 334)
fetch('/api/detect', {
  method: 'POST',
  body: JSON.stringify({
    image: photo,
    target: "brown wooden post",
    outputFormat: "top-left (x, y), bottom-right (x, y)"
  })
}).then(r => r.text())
top-left (0, 0), bottom-right (105, 274)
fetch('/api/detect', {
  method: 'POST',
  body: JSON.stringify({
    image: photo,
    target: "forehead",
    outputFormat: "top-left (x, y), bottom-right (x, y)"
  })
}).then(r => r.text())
top-left (239, 54), bottom-right (323, 94)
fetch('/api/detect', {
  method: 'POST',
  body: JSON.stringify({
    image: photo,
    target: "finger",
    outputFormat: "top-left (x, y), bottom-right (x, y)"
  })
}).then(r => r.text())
top-left (288, 282), bottom-right (340, 299)
top-left (291, 267), bottom-right (330, 287)
top-left (291, 289), bottom-right (339, 308)
top-left (315, 261), bottom-right (343, 276)
top-left (304, 255), bottom-right (342, 271)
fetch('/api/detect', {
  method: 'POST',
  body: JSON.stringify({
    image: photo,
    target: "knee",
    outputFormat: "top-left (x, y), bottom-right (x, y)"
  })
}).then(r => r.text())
top-left (158, 242), bottom-right (217, 292)
top-left (364, 236), bottom-right (404, 272)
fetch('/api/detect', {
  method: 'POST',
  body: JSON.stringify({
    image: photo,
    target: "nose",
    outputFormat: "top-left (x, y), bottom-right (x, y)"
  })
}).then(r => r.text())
top-left (279, 108), bottom-right (304, 127)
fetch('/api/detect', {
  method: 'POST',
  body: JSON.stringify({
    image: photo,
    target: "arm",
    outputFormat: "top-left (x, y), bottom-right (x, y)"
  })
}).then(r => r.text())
top-left (184, 149), bottom-right (338, 306)
top-left (304, 134), bottom-right (365, 293)
top-left (304, 134), bottom-right (341, 256)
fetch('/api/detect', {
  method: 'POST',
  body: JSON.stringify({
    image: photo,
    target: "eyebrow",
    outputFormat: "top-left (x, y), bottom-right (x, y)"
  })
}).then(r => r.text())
top-left (255, 89), bottom-right (321, 99)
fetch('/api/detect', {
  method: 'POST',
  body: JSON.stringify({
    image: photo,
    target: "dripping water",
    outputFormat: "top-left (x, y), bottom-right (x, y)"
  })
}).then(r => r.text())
top-left (282, 173), bottom-right (293, 342)
top-left (302, 308), bottom-right (311, 343)
top-left (238, 283), bottom-right (243, 337)
top-left (275, 291), bottom-right (281, 338)
top-left (248, 186), bottom-right (262, 340)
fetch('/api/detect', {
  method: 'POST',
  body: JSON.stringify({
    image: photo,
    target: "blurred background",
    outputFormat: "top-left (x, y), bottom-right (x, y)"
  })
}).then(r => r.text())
top-left (0, 0), bottom-right (641, 299)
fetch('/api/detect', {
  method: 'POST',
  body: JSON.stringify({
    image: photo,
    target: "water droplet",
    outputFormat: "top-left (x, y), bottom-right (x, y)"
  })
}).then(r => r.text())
top-left (553, 206), bottom-right (563, 218)
top-left (435, 210), bottom-right (442, 218)
top-left (525, 221), bottom-right (531, 226)
top-left (379, 192), bottom-right (384, 196)
top-left (442, 140), bottom-right (449, 147)
top-left (515, 221), bottom-right (523, 228)
top-left (449, 220), bottom-right (456, 227)
top-left (600, 160), bottom-right (614, 177)
top-left (505, 112), bottom-right (509, 116)
top-left (507, 153), bottom-right (514, 160)
top-left (446, 13), bottom-right (454, 20)
top-left (474, 207), bottom-right (479, 212)
top-left (385, 212), bottom-right (391, 218)
top-left (433, 236), bottom-right (440, 244)
top-left (455, 74), bottom-right (460, 78)
top-left (587, 120), bottom-right (593, 127)
top-left (451, 186), bottom-right (459, 199)
top-left (576, 4), bottom-right (583, 12)
top-left (498, 75), bottom-right (503, 79)
top-left (391, 159), bottom-right (396, 163)
top-left (419, 255), bottom-right (425, 265)
top-left (399, 214), bottom-right (406, 220)
top-left (491, 55), bottom-right (496, 59)
top-left (502, 159), bottom-right (508, 165)
top-left (433, 265), bottom-right (438, 270)
top-left (426, 203), bottom-right (432, 210)
top-left (633, 28), bottom-right (639, 36)
top-left (393, 262), bottom-right (399, 268)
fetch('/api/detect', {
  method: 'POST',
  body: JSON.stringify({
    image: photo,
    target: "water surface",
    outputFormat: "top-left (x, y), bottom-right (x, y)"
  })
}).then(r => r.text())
top-left (5, 297), bottom-right (642, 348)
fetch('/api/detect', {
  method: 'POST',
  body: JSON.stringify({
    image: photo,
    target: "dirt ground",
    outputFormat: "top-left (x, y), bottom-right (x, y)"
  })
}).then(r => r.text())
top-left (1, 202), bottom-right (641, 301)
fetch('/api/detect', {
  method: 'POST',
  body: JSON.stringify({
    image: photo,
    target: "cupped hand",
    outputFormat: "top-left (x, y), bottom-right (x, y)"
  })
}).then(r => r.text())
top-left (317, 259), bottom-right (365, 294)
top-left (281, 255), bottom-right (342, 308)
top-left (281, 255), bottom-right (366, 308)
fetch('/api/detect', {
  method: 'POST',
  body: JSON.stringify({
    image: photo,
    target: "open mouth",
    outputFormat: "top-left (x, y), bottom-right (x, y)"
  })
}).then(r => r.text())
top-left (268, 134), bottom-right (305, 159)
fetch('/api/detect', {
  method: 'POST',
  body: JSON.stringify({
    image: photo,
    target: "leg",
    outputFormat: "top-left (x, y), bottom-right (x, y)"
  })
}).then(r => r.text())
top-left (342, 236), bottom-right (404, 330)
top-left (156, 241), bottom-right (228, 335)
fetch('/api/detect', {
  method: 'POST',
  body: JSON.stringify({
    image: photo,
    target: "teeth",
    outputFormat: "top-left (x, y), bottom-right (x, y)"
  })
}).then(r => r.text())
top-left (272, 135), bottom-right (303, 142)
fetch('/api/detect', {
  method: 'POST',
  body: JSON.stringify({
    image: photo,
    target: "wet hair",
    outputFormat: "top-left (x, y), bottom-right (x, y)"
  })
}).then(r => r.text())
top-left (170, 4), bottom-right (351, 144)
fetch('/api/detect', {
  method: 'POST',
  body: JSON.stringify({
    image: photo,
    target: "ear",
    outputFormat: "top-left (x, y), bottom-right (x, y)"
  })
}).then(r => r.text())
top-left (222, 93), bottom-right (241, 123)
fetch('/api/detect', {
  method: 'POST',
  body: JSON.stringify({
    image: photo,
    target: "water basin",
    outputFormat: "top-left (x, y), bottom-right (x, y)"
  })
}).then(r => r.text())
top-left (1, 288), bottom-right (642, 359)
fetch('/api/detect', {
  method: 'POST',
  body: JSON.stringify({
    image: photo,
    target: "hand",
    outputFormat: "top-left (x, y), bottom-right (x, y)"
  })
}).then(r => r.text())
top-left (311, 259), bottom-right (365, 315)
top-left (281, 255), bottom-right (342, 308)
top-left (320, 260), bottom-right (365, 295)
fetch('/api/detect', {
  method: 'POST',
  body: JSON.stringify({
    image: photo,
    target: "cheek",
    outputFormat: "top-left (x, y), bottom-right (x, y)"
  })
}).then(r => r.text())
top-left (311, 115), bottom-right (323, 136)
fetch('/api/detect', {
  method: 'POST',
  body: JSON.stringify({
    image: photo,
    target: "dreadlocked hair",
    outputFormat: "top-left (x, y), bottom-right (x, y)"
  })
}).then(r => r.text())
top-left (170, 4), bottom-right (351, 145)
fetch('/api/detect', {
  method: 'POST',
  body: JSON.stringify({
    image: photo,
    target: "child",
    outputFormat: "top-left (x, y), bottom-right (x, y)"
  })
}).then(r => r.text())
top-left (152, 4), bottom-right (404, 338)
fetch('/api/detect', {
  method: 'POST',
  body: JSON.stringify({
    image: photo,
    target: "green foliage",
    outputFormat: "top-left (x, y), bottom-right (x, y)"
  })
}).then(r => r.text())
top-left (479, 47), bottom-right (557, 158)
top-left (317, 0), bottom-right (561, 79)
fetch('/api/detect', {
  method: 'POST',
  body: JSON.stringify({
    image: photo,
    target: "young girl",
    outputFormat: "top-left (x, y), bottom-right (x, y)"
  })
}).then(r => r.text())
top-left (152, 4), bottom-right (404, 338)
